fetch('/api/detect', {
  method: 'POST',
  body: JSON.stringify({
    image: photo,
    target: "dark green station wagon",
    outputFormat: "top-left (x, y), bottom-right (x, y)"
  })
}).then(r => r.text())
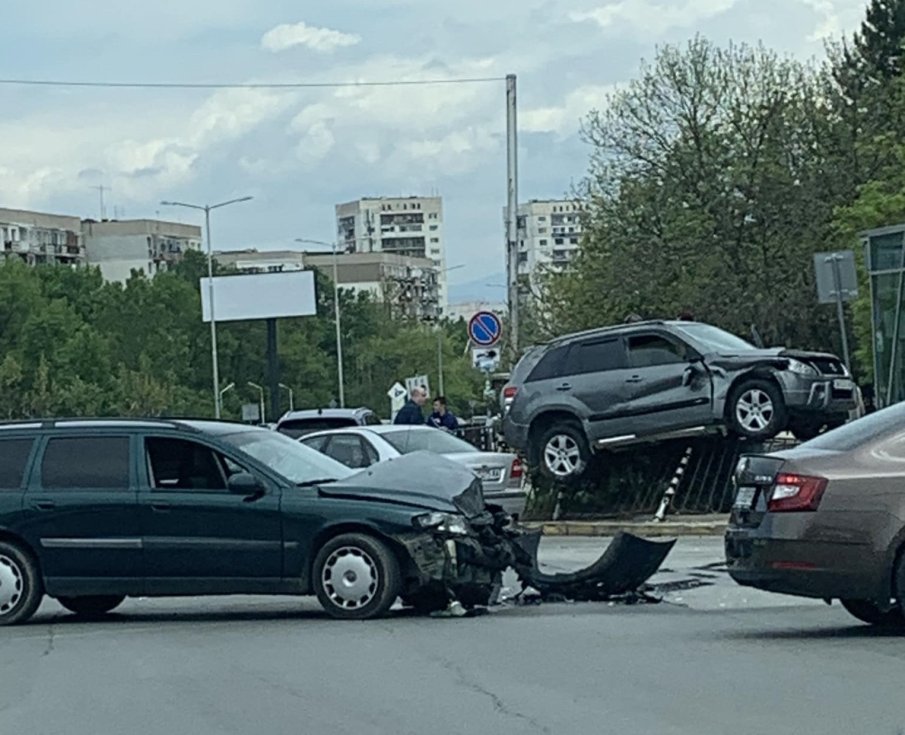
top-left (0, 419), bottom-right (512, 625)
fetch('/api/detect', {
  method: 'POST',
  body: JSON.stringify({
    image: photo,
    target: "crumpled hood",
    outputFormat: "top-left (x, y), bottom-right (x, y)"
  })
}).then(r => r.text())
top-left (318, 451), bottom-right (486, 517)
top-left (708, 347), bottom-right (840, 362)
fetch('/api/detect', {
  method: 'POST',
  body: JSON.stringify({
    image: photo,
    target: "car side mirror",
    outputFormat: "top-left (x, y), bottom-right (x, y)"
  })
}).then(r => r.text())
top-left (228, 472), bottom-right (264, 496)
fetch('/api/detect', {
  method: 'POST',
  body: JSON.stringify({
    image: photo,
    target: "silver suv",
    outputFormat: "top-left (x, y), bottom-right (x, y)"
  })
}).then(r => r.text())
top-left (502, 321), bottom-right (857, 480)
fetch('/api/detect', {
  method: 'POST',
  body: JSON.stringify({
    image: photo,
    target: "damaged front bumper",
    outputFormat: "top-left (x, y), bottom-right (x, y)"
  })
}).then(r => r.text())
top-left (395, 509), bottom-right (676, 608)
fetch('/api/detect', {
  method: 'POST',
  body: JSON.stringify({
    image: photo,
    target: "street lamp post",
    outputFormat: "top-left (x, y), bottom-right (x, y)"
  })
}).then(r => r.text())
top-left (296, 238), bottom-right (344, 408)
top-left (161, 196), bottom-right (253, 419)
top-left (219, 382), bottom-right (235, 411)
top-left (247, 381), bottom-right (266, 425)
top-left (279, 383), bottom-right (294, 413)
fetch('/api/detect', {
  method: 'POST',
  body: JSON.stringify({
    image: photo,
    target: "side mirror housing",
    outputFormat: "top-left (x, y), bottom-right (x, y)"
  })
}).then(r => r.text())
top-left (228, 472), bottom-right (264, 496)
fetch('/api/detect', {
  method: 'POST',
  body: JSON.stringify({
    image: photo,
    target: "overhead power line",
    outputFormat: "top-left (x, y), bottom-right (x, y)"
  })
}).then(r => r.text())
top-left (0, 76), bottom-right (505, 90)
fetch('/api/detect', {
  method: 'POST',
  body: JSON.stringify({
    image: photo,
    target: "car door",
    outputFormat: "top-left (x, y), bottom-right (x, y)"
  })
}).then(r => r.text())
top-left (20, 433), bottom-right (142, 593)
top-left (139, 434), bottom-right (283, 592)
top-left (620, 331), bottom-right (713, 435)
top-left (562, 336), bottom-right (640, 441)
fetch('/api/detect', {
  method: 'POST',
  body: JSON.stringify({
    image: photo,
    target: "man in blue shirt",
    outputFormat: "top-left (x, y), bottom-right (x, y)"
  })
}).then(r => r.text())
top-left (428, 396), bottom-right (459, 431)
top-left (393, 386), bottom-right (427, 425)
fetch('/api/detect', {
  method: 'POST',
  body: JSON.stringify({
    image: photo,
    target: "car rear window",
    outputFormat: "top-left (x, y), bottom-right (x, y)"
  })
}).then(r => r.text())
top-left (380, 429), bottom-right (478, 455)
top-left (0, 438), bottom-right (34, 490)
top-left (804, 402), bottom-right (905, 451)
top-left (527, 345), bottom-right (570, 382)
top-left (565, 338), bottom-right (625, 375)
top-left (41, 436), bottom-right (130, 489)
top-left (278, 418), bottom-right (358, 438)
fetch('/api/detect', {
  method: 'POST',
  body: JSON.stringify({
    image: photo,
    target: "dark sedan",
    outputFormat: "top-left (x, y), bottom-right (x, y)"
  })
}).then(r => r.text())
top-left (0, 419), bottom-right (521, 625)
top-left (726, 401), bottom-right (905, 626)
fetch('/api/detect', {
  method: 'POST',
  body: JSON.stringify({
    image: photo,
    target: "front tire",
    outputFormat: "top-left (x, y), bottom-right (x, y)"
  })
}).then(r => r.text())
top-left (728, 379), bottom-right (787, 440)
top-left (57, 595), bottom-right (125, 618)
top-left (535, 422), bottom-right (591, 481)
top-left (313, 533), bottom-right (401, 620)
top-left (0, 540), bottom-right (43, 626)
top-left (840, 599), bottom-right (904, 627)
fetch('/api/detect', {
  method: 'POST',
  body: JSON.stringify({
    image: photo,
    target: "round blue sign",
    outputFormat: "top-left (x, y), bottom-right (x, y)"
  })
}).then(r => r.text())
top-left (468, 311), bottom-right (502, 347)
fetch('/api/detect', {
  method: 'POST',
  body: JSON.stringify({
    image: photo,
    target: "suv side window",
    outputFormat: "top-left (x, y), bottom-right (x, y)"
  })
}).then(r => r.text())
top-left (145, 437), bottom-right (232, 491)
top-left (527, 345), bottom-right (571, 382)
top-left (565, 338), bottom-right (626, 376)
top-left (0, 438), bottom-right (35, 490)
top-left (627, 334), bottom-right (687, 367)
top-left (41, 436), bottom-right (130, 489)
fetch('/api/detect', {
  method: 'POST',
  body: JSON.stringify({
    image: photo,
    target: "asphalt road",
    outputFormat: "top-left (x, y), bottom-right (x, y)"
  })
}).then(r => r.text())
top-left (2, 537), bottom-right (904, 735)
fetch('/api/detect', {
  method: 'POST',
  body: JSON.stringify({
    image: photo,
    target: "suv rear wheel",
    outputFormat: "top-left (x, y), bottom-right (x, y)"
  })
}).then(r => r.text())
top-left (535, 422), bottom-right (590, 481)
top-left (0, 540), bottom-right (43, 627)
top-left (728, 379), bottom-right (787, 441)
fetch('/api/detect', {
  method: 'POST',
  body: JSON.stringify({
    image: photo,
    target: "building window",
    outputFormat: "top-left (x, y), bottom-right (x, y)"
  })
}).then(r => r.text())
top-left (429, 225), bottom-right (438, 231)
top-left (571, 237), bottom-right (579, 245)
top-left (539, 239), bottom-right (548, 246)
top-left (430, 237), bottom-right (439, 243)
top-left (428, 213), bottom-right (438, 220)
top-left (538, 227), bottom-right (547, 234)
top-left (555, 238), bottom-right (564, 245)
top-left (518, 252), bottom-right (528, 264)
top-left (538, 216), bottom-right (546, 222)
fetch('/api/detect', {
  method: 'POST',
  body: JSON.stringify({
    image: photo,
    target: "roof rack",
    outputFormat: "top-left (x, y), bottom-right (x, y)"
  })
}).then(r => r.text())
top-left (0, 417), bottom-right (202, 431)
top-left (548, 320), bottom-right (667, 345)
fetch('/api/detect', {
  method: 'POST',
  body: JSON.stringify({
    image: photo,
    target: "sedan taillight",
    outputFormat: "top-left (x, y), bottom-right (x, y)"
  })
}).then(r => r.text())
top-left (510, 457), bottom-right (524, 480)
top-left (767, 473), bottom-right (827, 513)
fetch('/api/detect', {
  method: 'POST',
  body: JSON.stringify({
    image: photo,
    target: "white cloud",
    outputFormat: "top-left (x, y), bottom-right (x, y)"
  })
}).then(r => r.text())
top-left (521, 85), bottom-right (615, 137)
top-left (262, 21), bottom-right (361, 53)
top-left (571, 0), bottom-right (738, 35)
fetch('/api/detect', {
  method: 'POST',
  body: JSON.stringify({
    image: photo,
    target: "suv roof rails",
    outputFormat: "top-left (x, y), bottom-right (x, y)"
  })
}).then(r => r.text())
top-left (548, 320), bottom-right (668, 345)
top-left (0, 417), bottom-right (202, 431)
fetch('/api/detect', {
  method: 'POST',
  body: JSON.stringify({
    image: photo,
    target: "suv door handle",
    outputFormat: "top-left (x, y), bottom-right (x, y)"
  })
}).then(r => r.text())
top-left (151, 502), bottom-right (172, 513)
top-left (625, 376), bottom-right (644, 383)
top-left (32, 501), bottom-right (56, 511)
top-left (556, 383), bottom-right (572, 391)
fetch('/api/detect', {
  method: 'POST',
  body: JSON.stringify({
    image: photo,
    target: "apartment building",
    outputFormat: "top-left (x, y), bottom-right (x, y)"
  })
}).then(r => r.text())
top-left (505, 199), bottom-right (585, 293)
top-left (0, 208), bottom-right (85, 267)
top-left (82, 219), bottom-right (202, 283)
top-left (335, 196), bottom-right (447, 311)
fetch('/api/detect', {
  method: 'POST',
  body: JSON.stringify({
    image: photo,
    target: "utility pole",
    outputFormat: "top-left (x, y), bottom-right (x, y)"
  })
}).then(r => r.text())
top-left (505, 74), bottom-right (520, 364)
top-left (94, 185), bottom-right (110, 220)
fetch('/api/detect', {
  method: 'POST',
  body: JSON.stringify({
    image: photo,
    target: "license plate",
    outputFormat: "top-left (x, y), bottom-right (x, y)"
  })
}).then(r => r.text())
top-left (833, 378), bottom-right (853, 390)
top-left (475, 468), bottom-right (503, 482)
top-left (734, 486), bottom-right (757, 509)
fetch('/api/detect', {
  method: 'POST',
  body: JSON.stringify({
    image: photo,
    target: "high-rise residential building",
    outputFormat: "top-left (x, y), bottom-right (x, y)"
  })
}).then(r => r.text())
top-left (0, 208), bottom-right (85, 267)
top-left (335, 196), bottom-right (447, 312)
top-left (82, 219), bottom-right (203, 283)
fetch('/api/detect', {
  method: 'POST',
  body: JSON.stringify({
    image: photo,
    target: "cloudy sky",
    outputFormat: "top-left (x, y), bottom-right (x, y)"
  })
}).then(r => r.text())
top-left (1, 0), bottom-right (865, 302)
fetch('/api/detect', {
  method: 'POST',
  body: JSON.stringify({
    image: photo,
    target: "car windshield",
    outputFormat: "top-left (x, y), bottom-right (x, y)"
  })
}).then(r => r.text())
top-left (673, 323), bottom-right (755, 353)
top-left (379, 429), bottom-right (478, 455)
top-left (277, 418), bottom-right (358, 438)
top-left (803, 402), bottom-right (905, 452)
top-left (222, 430), bottom-right (354, 484)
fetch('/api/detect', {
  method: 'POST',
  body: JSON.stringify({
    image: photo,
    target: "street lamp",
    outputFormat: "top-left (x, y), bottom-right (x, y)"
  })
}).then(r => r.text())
top-left (296, 237), bottom-right (345, 408)
top-left (219, 382), bottom-right (235, 409)
top-left (279, 383), bottom-right (295, 413)
top-left (247, 382), bottom-right (265, 425)
top-left (161, 196), bottom-right (253, 419)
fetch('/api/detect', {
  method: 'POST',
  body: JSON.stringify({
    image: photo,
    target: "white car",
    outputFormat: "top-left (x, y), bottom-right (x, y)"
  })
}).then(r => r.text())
top-left (299, 425), bottom-right (528, 518)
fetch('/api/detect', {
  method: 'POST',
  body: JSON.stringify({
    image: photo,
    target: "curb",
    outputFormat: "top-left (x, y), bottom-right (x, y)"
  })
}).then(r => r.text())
top-left (523, 518), bottom-right (728, 538)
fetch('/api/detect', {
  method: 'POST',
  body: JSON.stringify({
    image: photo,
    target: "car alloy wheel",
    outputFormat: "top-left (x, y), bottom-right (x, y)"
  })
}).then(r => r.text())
top-left (321, 546), bottom-right (380, 611)
top-left (735, 388), bottom-right (775, 433)
top-left (544, 434), bottom-right (582, 478)
top-left (0, 554), bottom-right (23, 615)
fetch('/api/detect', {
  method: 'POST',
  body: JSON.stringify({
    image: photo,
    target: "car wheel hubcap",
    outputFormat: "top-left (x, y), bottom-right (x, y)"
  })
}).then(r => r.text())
top-left (737, 389), bottom-right (774, 432)
top-left (322, 546), bottom-right (379, 610)
top-left (0, 555), bottom-right (24, 614)
top-left (544, 435), bottom-right (581, 477)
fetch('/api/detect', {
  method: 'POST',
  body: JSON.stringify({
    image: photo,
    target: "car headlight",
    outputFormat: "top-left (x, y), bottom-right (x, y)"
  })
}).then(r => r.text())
top-left (786, 359), bottom-right (818, 377)
top-left (412, 512), bottom-right (470, 536)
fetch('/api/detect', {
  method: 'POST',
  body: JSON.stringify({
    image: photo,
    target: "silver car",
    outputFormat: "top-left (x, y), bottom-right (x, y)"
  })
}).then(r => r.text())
top-left (299, 425), bottom-right (528, 518)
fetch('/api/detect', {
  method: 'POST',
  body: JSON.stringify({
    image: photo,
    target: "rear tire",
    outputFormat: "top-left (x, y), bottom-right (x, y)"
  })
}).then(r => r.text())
top-left (57, 595), bottom-right (125, 618)
top-left (0, 540), bottom-right (43, 627)
top-left (840, 599), bottom-right (904, 627)
top-left (313, 533), bottom-right (401, 620)
top-left (534, 422), bottom-right (591, 481)
top-left (728, 379), bottom-right (787, 441)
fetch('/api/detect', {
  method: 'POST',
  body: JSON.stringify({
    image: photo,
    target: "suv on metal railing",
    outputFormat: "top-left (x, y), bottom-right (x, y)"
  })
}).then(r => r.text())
top-left (502, 320), bottom-right (857, 480)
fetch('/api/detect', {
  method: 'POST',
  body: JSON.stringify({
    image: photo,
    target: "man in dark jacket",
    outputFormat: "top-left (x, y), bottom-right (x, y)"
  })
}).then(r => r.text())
top-left (393, 386), bottom-right (427, 425)
top-left (428, 396), bottom-right (459, 431)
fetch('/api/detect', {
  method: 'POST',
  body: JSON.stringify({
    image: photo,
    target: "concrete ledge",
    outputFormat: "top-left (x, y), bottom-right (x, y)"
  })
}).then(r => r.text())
top-left (523, 515), bottom-right (729, 538)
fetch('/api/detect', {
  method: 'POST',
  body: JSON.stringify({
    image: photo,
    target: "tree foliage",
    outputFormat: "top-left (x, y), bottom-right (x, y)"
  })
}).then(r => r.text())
top-left (0, 252), bottom-right (483, 421)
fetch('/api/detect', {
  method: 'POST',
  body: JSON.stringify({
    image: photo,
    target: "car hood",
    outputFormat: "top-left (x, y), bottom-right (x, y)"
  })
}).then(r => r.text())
top-left (317, 451), bottom-right (486, 517)
top-left (704, 347), bottom-right (842, 370)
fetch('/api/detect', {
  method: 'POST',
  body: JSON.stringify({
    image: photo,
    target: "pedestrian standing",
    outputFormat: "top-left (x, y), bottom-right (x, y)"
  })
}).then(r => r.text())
top-left (428, 397), bottom-right (459, 431)
top-left (393, 386), bottom-right (427, 425)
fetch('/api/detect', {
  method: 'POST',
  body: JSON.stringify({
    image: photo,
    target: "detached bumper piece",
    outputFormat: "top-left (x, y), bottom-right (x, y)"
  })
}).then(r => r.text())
top-left (513, 531), bottom-right (677, 602)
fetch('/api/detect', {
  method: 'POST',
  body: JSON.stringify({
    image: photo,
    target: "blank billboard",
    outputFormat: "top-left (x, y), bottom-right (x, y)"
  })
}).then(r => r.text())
top-left (200, 271), bottom-right (317, 323)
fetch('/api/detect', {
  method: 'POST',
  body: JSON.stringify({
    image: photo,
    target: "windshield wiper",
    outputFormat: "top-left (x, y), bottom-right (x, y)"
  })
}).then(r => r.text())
top-left (296, 478), bottom-right (340, 488)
